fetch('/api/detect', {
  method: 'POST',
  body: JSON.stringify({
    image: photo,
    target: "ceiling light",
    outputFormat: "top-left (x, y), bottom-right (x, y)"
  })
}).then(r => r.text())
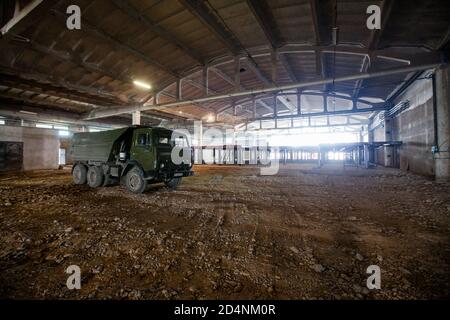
top-left (20, 110), bottom-right (37, 115)
top-left (207, 114), bottom-right (215, 122)
top-left (133, 80), bottom-right (151, 90)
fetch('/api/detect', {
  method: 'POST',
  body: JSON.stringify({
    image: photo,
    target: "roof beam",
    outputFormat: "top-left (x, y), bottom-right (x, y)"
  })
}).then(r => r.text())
top-left (110, 0), bottom-right (205, 65)
top-left (244, 57), bottom-right (272, 86)
top-left (210, 66), bottom-right (273, 114)
top-left (83, 62), bottom-right (442, 120)
top-left (0, 73), bottom-right (116, 106)
top-left (310, 0), bottom-right (322, 46)
top-left (246, 0), bottom-right (299, 83)
top-left (437, 26), bottom-right (450, 50)
top-left (143, 109), bottom-right (195, 121)
top-left (258, 100), bottom-right (274, 113)
top-left (180, 0), bottom-right (273, 90)
top-left (216, 94), bottom-right (274, 114)
top-left (12, 39), bottom-right (134, 88)
top-left (321, 51), bottom-right (332, 92)
top-left (353, 55), bottom-right (370, 99)
top-left (179, 0), bottom-right (241, 55)
top-left (0, 90), bottom-right (94, 112)
top-left (50, 9), bottom-right (179, 80)
top-left (210, 64), bottom-right (277, 115)
top-left (277, 95), bottom-right (296, 114)
top-left (246, 0), bottom-right (282, 48)
top-left (279, 54), bottom-right (300, 82)
top-left (158, 84), bottom-right (212, 115)
top-left (0, 65), bottom-right (125, 104)
top-left (210, 67), bottom-right (238, 88)
top-left (145, 47), bottom-right (445, 116)
top-left (253, 106), bottom-right (387, 122)
top-left (0, 104), bottom-right (124, 128)
top-left (310, 0), bottom-right (333, 91)
top-left (7, 37), bottom-right (169, 105)
top-left (385, 71), bottom-right (424, 103)
top-left (0, 0), bottom-right (60, 40)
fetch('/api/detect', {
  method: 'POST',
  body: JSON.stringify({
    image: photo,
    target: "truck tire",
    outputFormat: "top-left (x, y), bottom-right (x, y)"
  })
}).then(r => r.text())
top-left (87, 166), bottom-right (104, 188)
top-left (165, 177), bottom-right (182, 189)
top-left (73, 164), bottom-right (87, 184)
top-left (125, 167), bottom-right (147, 194)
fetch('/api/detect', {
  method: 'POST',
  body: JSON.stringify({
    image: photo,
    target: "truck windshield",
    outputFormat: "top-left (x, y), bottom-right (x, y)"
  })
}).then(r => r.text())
top-left (157, 132), bottom-right (189, 147)
top-left (158, 136), bottom-right (170, 145)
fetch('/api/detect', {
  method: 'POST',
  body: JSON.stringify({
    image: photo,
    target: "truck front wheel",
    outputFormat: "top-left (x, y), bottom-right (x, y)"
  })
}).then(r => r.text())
top-left (165, 177), bottom-right (182, 189)
top-left (73, 164), bottom-right (87, 184)
top-left (87, 166), bottom-right (104, 188)
top-left (125, 167), bottom-right (147, 194)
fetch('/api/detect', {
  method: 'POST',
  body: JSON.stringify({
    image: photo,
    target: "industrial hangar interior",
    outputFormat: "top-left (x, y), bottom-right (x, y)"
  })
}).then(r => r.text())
top-left (0, 0), bottom-right (449, 300)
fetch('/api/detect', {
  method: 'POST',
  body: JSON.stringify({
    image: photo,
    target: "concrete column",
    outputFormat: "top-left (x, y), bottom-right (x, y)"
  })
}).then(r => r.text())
top-left (132, 111), bottom-right (141, 125)
top-left (195, 121), bottom-right (203, 164)
top-left (176, 79), bottom-right (182, 100)
top-left (435, 66), bottom-right (450, 181)
top-left (384, 117), bottom-right (394, 167)
top-left (364, 145), bottom-right (370, 168)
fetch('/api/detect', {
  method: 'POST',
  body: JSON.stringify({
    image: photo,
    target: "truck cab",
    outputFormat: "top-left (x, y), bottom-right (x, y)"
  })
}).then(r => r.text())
top-left (71, 126), bottom-right (194, 193)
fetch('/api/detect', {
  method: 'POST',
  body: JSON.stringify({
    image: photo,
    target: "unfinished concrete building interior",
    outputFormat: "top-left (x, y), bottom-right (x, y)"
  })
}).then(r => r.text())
top-left (0, 0), bottom-right (449, 301)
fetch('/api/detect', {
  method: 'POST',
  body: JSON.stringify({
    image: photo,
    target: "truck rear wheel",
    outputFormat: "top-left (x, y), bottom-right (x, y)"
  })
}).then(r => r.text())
top-left (165, 177), bottom-right (182, 189)
top-left (125, 167), bottom-right (147, 194)
top-left (73, 164), bottom-right (87, 184)
top-left (87, 166), bottom-right (104, 188)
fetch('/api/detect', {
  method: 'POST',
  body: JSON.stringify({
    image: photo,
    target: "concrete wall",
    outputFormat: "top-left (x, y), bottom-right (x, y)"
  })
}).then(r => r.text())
top-left (0, 125), bottom-right (60, 170)
top-left (372, 122), bottom-right (396, 167)
top-left (435, 66), bottom-right (450, 181)
top-left (392, 78), bottom-right (435, 177)
top-left (372, 126), bottom-right (385, 141)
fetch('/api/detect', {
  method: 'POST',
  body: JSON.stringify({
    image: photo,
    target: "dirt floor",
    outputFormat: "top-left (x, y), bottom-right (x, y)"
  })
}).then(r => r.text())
top-left (0, 163), bottom-right (449, 299)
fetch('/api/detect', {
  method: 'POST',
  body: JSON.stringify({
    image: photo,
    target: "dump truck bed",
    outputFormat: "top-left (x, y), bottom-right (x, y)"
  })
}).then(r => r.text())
top-left (71, 127), bottom-right (129, 162)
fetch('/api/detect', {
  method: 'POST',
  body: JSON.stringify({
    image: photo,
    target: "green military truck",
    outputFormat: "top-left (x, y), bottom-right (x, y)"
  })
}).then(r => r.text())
top-left (70, 126), bottom-right (193, 193)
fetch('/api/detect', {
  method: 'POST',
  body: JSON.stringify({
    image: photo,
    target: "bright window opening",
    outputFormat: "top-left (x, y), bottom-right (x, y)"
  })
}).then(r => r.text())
top-left (268, 130), bottom-right (360, 147)
top-left (36, 123), bottom-right (52, 129)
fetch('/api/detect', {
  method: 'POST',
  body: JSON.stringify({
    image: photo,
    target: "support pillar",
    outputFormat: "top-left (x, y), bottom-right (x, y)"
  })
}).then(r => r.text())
top-left (132, 111), bottom-right (141, 125)
top-left (195, 121), bottom-right (203, 164)
top-left (384, 117), bottom-right (394, 167)
top-left (435, 66), bottom-right (450, 181)
top-left (176, 79), bottom-right (182, 100)
top-left (364, 144), bottom-right (370, 168)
